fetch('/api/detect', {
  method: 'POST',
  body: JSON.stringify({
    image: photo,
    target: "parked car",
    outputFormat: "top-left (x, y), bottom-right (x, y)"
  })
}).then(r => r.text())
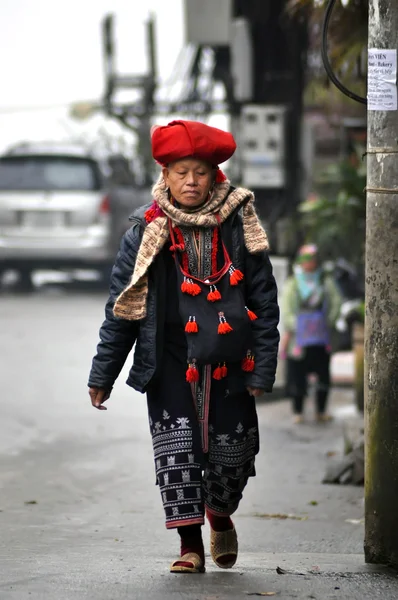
top-left (0, 142), bottom-right (124, 289)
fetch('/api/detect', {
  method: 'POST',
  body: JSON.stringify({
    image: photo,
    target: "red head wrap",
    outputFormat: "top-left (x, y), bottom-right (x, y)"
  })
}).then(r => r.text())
top-left (151, 120), bottom-right (236, 166)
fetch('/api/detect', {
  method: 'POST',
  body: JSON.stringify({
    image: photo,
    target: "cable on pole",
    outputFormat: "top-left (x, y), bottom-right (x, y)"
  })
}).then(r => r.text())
top-left (321, 0), bottom-right (367, 105)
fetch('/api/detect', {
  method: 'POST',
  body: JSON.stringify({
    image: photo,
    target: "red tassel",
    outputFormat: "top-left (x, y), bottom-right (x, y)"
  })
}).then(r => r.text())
top-left (186, 362), bottom-right (199, 383)
top-left (218, 322), bottom-right (233, 334)
top-left (170, 243), bottom-right (185, 253)
top-left (242, 353), bottom-right (255, 372)
top-left (215, 168), bottom-right (227, 183)
top-left (181, 278), bottom-right (201, 296)
top-left (174, 227), bottom-right (189, 271)
top-left (246, 306), bottom-right (258, 321)
top-left (213, 365), bottom-right (223, 380)
top-left (207, 285), bottom-right (222, 302)
top-left (185, 316), bottom-right (198, 333)
top-left (144, 202), bottom-right (164, 223)
top-left (185, 279), bottom-right (201, 296)
top-left (181, 277), bottom-right (189, 293)
top-left (229, 267), bottom-right (244, 286)
top-left (144, 206), bottom-right (156, 223)
top-left (247, 358), bottom-right (255, 372)
top-left (213, 363), bottom-right (227, 380)
top-left (218, 312), bottom-right (233, 334)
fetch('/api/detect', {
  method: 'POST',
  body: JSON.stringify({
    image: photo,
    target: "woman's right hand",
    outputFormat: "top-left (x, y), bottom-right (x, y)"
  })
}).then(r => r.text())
top-left (89, 387), bottom-right (111, 411)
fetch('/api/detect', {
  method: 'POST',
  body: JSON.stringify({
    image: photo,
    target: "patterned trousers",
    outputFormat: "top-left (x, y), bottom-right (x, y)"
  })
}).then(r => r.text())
top-left (146, 349), bottom-right (260, 529)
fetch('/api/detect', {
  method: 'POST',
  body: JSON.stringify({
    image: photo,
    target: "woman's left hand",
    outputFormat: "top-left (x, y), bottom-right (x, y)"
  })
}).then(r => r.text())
top-left (247, 387), bottom-right (265, 397)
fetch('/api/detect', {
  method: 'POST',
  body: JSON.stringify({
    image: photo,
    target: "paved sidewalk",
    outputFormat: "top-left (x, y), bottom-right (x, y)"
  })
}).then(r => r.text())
top-left (1, 387), bottom-right (395, 600)
top-left (0, 288), bottom-right (390, 600)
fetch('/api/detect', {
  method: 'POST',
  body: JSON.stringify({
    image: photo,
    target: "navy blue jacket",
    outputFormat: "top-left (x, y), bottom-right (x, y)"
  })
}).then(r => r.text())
top-left (88, 205), bottom-right (280, 393)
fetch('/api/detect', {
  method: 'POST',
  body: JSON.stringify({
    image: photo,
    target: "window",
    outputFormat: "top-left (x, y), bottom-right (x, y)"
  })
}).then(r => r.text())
top-left (0, 156), bottom-right (101, 191)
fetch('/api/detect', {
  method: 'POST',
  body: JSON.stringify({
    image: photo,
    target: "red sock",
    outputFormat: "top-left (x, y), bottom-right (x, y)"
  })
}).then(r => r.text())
top-left (175, 525), bottom-right (205, 566)
top-left (206, 510), bottom-right (233, 532)
top-left (206, 511), bottom-right (236, 567)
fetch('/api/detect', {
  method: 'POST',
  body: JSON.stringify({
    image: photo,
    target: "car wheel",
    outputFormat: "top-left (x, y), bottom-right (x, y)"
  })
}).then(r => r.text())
top-left (17, 269), bottom-right (35, 293)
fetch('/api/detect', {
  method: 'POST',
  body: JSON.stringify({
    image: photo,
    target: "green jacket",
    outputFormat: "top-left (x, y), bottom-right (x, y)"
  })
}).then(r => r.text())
top-left (280, 273), bottom-right (342, 358)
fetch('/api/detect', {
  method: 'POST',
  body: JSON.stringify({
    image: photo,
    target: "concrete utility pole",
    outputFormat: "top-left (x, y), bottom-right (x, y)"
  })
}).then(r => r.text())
top-left (365, 0), bottom-right (398, 567)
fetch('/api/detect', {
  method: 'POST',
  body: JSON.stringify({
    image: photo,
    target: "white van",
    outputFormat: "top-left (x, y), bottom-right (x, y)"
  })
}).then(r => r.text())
top-left (0, 142), bottom-right (113, 288)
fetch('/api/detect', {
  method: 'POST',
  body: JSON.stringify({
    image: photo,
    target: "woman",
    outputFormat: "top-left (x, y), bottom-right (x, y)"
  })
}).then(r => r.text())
top-left (280, 244), bottom-right (341, 424)
top-left (88, 120), bottom-right (280, 573)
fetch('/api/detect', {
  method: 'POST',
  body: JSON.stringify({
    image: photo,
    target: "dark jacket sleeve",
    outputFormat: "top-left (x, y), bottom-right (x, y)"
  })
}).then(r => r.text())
top-left (244, 249), bottom-right (280, 392)
top-left (87, 223), bottom-right (141, 390)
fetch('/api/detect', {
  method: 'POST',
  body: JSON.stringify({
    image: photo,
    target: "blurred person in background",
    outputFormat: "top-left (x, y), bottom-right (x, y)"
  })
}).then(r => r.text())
top-left (280, 244), bottom-right (341, 424)
top-left (87, 120), bottom-right (280, 574)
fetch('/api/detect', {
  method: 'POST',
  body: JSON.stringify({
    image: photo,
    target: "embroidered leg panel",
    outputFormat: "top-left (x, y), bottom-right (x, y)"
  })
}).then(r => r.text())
top-left (153, 428), bottom-right (205, 529)
top-left (147, 351), bottom-right (206, 529)
top-left (204, 389), bottom-right (259, 516)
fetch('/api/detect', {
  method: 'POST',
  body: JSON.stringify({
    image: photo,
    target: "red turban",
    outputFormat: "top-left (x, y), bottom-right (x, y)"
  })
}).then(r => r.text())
top-left (151, 120), bottom-right (236, 166)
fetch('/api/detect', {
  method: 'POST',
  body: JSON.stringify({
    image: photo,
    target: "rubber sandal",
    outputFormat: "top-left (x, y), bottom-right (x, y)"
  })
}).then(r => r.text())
top-left (316, 413), bottom-right (333, 423)
top-left (170, 552), bottom-right (205, 573)
top-left (293, 415), bottom-right (304, 424)
top-left (210, 527), bottom-right (238, 569)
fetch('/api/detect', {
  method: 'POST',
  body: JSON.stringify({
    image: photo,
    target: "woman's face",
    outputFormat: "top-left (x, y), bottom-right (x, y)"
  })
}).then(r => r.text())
top-left (300, 257), bottom-right (318, 273)
top-left (162, 158), bottom-right (214, 208)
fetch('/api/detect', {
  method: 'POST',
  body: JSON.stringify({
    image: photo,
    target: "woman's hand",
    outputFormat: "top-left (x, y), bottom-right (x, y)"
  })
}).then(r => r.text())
top-left (247, 387), bottom-right (265, 398)
top-left (89, 387), bottom-right (111, 410)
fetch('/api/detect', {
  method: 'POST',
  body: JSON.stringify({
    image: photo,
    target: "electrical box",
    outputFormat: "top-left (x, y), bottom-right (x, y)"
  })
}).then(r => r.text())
top-left (184, 0), bottom-right (232, 45)
top-left (240, 105), bottom-right (287, 188)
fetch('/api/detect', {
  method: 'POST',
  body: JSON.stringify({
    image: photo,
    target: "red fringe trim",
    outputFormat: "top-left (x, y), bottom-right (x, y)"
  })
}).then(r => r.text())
top-left (221, 364), bottom-right (228, 378)
top-left (211, 227), bottom-right (219, 274)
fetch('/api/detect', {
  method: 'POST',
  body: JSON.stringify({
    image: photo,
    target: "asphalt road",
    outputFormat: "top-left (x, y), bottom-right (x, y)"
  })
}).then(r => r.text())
top-left (0, 284), bottom-right (396, 599)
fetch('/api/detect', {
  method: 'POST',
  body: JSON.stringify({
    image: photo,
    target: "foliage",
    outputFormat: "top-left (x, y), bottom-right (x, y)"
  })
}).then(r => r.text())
top-left (298, 145), bottom-right (366, 268)
top-left (287, 0), bottom-right (367, 66)
top-left (287, 0), bottom-right (368, 109)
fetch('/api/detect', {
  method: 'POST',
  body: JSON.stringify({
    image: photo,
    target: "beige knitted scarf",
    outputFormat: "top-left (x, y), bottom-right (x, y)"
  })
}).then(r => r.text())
top-left (113, 175), bottom-right (269, 320)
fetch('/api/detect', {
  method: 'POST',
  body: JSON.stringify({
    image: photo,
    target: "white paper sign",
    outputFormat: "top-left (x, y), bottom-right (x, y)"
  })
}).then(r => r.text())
top-left (368, 49), bottom-right (397, 111)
